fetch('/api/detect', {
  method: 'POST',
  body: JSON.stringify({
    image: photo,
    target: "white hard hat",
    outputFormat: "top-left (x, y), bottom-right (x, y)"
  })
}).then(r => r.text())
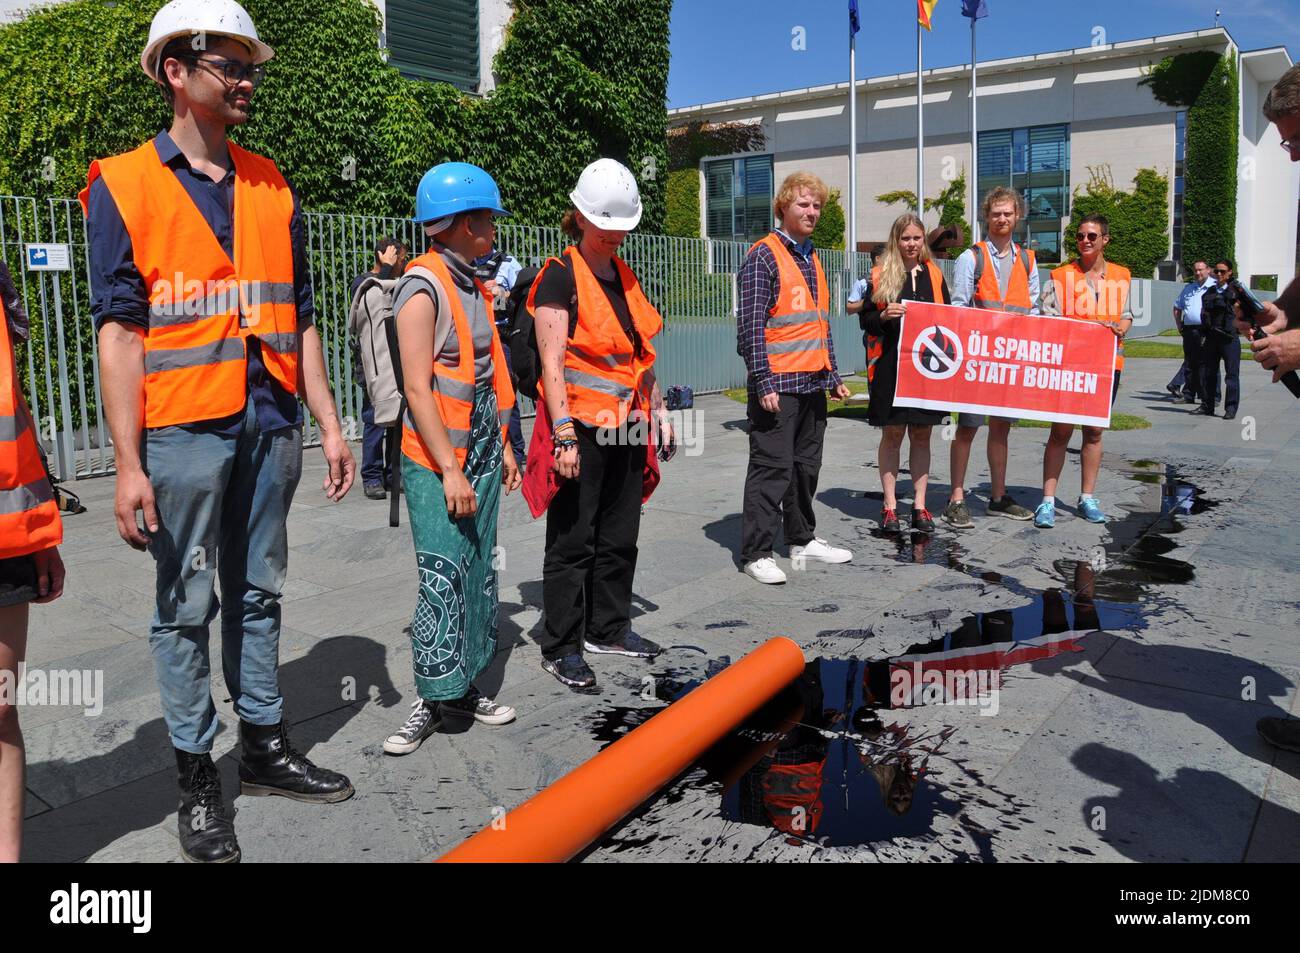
top-left (569, 158), bottom-right (643, 232)
top-left (141, 0), bottom-right (275, 82)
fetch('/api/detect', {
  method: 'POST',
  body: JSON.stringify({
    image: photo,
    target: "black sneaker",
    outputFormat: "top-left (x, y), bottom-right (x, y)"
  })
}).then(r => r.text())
top-left (941, 499), bottom-right (974, 530)
top-left (542, 653), bottom-right (597, 688)
top-left (383, 699), bottom-right (441, 755)
top-left (584, 632), bottom-right (661, 658)
top-left (911, 508), bottom-right (935, 533)
top-left (364, 482), bottom-right (387, 500)
top-left (988, 495), bottom-right (1034, 521)
top-left (1165, 384), bottom-right (1181, 397)
top-left (881, 508), bottom-right (900, 533)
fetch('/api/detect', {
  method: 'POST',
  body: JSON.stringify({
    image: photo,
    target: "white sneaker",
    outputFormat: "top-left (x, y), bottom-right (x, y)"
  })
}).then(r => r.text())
top-left (790, 537), bottom-right (852, 565)
top-left (383, 699), bottom-right (441, 755)
top-left (743, 557), bottom-right (787, 585)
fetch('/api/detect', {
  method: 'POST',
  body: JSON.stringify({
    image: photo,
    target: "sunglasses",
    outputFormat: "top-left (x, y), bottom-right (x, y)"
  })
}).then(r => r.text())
top-left (1213, 268), bottom-right (1229, 274)
top-left (194, 55), bottom-right (265, 88)
top-left (1076, 232), bottom-right (1103, 241)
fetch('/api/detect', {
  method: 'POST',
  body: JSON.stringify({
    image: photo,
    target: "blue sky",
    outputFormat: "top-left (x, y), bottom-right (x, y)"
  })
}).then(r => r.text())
top-left (667, 0), bottom-right (1300, 108)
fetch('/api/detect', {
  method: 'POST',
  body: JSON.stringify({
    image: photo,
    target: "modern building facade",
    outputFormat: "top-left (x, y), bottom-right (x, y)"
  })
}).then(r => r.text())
top-left (670, 28), bottom-right (1299, 286)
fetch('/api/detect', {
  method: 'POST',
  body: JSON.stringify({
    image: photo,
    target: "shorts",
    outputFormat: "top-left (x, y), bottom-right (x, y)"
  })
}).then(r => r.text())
top-left (0, 554), bottom-right (39, 608)
top-left (956, 412), bottom-right (1017, 428)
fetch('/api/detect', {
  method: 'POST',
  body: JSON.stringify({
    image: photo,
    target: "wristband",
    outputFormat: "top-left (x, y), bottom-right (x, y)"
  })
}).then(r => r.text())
top-left (553, 416), bottom-right (573, 429)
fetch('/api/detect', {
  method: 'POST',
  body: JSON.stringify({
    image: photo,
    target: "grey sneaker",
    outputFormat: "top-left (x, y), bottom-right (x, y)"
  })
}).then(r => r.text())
top-left (383, 699), bottom-right (441, 755)
top-left (988, 495), bottom-right (1033, 521)
top-left (441, 686), bottom-right (517, 726)
top-left (941, 499), bottom-right (974, 530)
top-left (1257, 717), bottom-right (1300, 752)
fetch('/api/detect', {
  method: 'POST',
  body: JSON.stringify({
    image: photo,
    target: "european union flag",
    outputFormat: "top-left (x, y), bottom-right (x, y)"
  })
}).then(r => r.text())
top-left (849, 0), bottom-right (860, 35)
top-left (961, 0), bottom-right (989, 18)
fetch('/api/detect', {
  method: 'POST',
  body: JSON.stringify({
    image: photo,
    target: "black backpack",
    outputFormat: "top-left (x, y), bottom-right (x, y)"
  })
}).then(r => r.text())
top-left (502, 263), bottom-right (577, 400)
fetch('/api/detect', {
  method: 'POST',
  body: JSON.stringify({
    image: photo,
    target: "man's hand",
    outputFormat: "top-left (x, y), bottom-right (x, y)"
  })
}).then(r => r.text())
top-left (31, 545), bottom-right (65, 604)
top-left (759, 391), bottom-right (780, 413)
top-left (114, 466), bottom-right (158, 550)
top-left (553, 444), bottom-right (580, 480)
top-left (832, 383), bottom-right (853, 401)
top-left (502, 443), bottom-right (521, 493)
top-left (378, 245), bottom-right (400, 267)
top-left (1251, 327), bottom-right (1300, 380)
top-left (320, 429), bottom-right (355, 501)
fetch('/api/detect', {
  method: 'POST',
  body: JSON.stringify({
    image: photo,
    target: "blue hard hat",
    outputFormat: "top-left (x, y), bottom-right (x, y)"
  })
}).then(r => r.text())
top-left (413, 162), bottom-right (510, 222)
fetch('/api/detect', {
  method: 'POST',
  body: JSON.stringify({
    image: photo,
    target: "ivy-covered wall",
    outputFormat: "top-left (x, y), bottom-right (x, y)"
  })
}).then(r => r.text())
top-left (1140, 50), bottom-right (1238, 273)
top-left (0, 0), bottom-right (671, 228)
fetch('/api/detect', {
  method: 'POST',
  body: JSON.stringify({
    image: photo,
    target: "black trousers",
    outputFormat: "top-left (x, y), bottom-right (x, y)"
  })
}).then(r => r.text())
top-left (1167, 326), bottom-right (1206, 400)
top-left (540, 423), bottom-right (645, 660)
top-left (1199, 330), bottom-right (1240, 415)
top-left (741, 391), bottom-right (826, 563)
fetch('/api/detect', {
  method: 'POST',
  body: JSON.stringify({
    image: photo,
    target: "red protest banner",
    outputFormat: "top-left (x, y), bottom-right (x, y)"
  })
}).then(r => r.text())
top-left (893, 302), bottom-right (1117, 428)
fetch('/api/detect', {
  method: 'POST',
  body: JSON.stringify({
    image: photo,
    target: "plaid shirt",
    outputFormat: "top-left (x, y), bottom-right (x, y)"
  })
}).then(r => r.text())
top-left (737, 230), bottom-right (843, 396)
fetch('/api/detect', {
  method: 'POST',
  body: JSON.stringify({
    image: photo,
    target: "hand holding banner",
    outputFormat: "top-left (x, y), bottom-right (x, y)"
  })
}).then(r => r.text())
top-left (893, 301), bottom-right (1117, 427)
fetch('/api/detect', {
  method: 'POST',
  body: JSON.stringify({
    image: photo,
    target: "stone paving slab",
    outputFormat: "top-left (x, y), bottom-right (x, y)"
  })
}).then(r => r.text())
top-left (15, 356), bottom-right (1300, 862)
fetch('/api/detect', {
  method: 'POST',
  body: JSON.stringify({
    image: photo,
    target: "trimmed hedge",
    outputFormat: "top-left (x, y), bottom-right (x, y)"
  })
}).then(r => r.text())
top-left (812, 188), bottom-right (846, 250)
top-left (1181, 53), bottom-right (1238, 275)
top-left (664, 168), bottom-right (700, 238)
top-left (0, 0), bottom-right (671, 228)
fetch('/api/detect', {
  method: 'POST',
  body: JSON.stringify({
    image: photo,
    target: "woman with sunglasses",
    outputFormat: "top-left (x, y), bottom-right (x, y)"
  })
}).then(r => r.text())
top-left (1034, 214), bottom-right (1132, 529)
top-left (1198, 259), bottom-right (1245, 420)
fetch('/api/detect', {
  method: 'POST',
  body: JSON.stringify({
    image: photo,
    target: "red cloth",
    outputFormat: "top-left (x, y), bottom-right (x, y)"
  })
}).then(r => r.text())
top-left (522, 401), bottom-right (660, 519)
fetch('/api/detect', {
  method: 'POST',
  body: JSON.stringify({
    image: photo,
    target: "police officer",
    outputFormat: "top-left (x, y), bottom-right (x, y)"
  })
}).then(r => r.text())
top-left (1198, 258), bottom-right (1244, 420)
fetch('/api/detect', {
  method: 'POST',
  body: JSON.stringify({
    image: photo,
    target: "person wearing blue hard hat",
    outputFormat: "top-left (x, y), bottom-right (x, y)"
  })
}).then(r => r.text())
top-left (382, 162), bottom-right (523, 755)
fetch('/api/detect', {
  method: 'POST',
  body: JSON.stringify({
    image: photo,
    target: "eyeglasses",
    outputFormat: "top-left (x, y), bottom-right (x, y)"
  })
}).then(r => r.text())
top-left (1076, 232), bottom-right (1102, 241)
top-left (194, 55), bottom-right (265, 88)
top-left (1213, 268), bottom-right (1230, 275)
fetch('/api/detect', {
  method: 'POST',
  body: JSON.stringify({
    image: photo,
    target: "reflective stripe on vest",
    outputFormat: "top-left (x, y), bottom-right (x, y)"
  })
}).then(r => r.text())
top-left (752, 234), bottom-right (831, 374)
top-left (970, 241), bottom-right (1035, 314)
top-left (79, 139), bottom-right (299, 429)
top-left (0, 298), bottom-right (62, 560)
top-left (1050, 262), bottom-right (1131, 372)
top-left (865, 260), bottom-right (946, 383)
top-left (400, 252), bottom-right (517, 473)
top-left (527, 246), bottom-right (661, 430)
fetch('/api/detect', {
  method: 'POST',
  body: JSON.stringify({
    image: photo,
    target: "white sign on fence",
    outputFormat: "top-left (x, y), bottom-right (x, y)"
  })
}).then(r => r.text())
top-left (25, 243), bottom-right (71, 271)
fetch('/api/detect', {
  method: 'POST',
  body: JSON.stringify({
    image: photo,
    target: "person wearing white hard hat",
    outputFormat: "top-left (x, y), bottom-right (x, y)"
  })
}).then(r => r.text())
top-left (80, 0), bottom-right (355, 864)
top-left (527, 158), bottom-right (674, 690)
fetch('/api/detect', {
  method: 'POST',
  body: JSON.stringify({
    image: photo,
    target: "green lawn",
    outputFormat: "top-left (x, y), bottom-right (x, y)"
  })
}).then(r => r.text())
top-left (722, 385), bottom-right (1150, 429)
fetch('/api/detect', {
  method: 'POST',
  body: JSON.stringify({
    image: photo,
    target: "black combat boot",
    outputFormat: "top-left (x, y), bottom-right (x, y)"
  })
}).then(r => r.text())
top-left (237, 720), bottom-right (355, 803)
top-left (175, 749), bottom-right (240, 863)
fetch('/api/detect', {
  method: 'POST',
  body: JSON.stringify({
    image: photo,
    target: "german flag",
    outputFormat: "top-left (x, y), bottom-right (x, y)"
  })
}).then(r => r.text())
top-left (918, 0), bottom-right (939, 30)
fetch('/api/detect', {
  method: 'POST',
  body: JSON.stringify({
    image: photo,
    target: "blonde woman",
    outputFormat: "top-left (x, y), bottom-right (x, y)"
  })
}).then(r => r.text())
top-left (858, 214), bottom-right (950, 533)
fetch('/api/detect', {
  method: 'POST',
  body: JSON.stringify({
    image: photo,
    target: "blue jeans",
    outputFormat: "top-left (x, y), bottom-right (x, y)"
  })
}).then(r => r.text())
top-left (142, 402), bottom-right (302, 753)
top-left (360, 393), bottom-right (390, 487)
top-left (499, 340), bottom-right (527, 463)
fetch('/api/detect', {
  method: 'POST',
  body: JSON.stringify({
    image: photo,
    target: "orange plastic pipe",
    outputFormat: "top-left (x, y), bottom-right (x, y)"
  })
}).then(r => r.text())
top-left (437, 636), bottom-right (806, 863)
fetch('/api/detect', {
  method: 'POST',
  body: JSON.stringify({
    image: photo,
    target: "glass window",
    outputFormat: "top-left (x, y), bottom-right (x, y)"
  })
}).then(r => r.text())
top-left (704, 155), bottom-right (774, 243)
top-left (388, 0), bottom-right (479, 91)
top-left (977, 124), bottom-right (1069, 252)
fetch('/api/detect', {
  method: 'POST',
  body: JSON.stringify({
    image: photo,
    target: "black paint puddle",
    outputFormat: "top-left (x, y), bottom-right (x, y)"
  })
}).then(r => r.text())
top-left (863, 529), bottom-right (971, 567)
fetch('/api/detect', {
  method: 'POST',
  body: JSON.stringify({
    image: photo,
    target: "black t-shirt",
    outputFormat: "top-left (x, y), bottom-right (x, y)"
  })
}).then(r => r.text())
top-left (533, 255), bottom-right (643, 357)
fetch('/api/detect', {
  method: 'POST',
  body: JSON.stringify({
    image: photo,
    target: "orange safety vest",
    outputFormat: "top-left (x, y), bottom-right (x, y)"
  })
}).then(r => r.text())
top-left (400, 252), bottom-right (516, 474)
top-left (865, 259), bottom-right (946, 383)
top-left (970, 241), bottom-right (1036, 314)
top-left (78, 140), bottom-right (299, 429)
top-left (1050, 261), bottom-right (1131, 371)
top-left (0, 300), bottom-right (62, 560)
top-left (752, 234), bottom-right (832, 374)
top-left (526, 246), bottom-right (661, 430)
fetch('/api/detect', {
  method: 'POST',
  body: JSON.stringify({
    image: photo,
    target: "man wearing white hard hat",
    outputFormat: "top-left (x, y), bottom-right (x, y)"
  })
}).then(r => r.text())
top-left (529, 158), bottom-right (674, 690)
top-left (80, 0), bottom-right (355, 864)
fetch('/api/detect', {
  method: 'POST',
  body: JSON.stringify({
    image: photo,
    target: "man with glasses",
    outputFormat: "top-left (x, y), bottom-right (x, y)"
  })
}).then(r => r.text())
top-left (1034, 215), bottom-right (1131, 528)
top-left (1198, 259), bottom-right (1244, 420)
top-left (82, 0), bottom-right (356, 864)
top-left (1167, 260), bottom-right (1217, 406)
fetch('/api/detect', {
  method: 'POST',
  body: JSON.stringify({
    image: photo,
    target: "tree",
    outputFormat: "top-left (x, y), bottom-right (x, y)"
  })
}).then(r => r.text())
top-left (1067, 165), bottom-right (1171, 278)
top-left (812, 188), bottom-right (846, 249)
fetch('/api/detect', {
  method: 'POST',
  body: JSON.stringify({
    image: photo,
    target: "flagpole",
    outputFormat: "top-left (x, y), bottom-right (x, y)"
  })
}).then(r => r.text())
top-left (916, 16), bottom-right (924, 223)
top-left (970, 13), bottom-right (980, 242)
top-left (849, 27), bottom-right (858, 282)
